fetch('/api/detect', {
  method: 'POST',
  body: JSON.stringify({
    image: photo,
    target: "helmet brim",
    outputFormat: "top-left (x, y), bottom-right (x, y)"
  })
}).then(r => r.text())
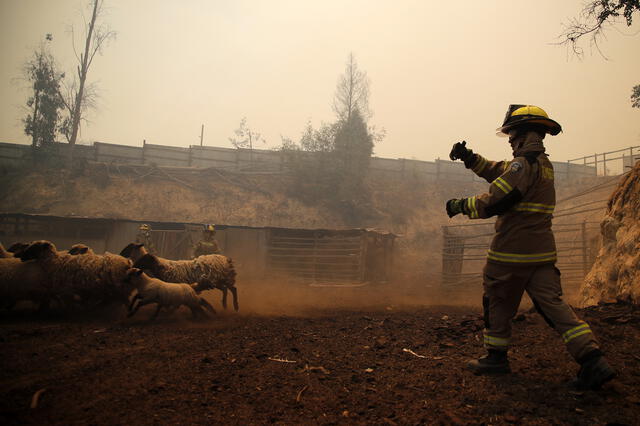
top-left (496, 117), bottom-right (562, 137)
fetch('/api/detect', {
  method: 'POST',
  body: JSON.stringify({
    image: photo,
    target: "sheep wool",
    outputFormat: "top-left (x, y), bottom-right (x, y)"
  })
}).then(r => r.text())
top-left (133, 252), bottom-right (238, 311)
top-left (18, 241), bottom-right (133, 306)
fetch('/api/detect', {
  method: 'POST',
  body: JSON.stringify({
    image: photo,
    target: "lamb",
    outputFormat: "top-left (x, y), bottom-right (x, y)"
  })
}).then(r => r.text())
top-left (16, 240), bottom-right (134, 310)
top-left (0, 256), bottom-right (49, 311)
top-left (121, 243), bottom-right (238, 311)
top-left (125, 268), bottom-right (216, 320)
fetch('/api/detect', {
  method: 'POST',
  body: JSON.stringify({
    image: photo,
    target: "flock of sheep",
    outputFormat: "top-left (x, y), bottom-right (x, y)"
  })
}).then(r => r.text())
top-left (0, 240), bottom-right (237, 320)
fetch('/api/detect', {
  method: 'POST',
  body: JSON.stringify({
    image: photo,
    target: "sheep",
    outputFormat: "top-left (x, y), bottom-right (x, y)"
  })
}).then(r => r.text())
top-left (16, 240), bottom-right (134, 310)
top-left (7, 242), bottom-right (29, 257)
top-left (67, 243), bottom-right (94, 255)
top-left (0, 256), bottom-right (49, 311)
top-left (125, 268), bottom-right (216, 320)
top-left (119, 242), bottom-right (149, 263)
top-left (121, 242), bottom-right (239, 311)
top-left (132, 251), bottom-right (238, 312)
top-left (0, 243), bottom-right (13, 258)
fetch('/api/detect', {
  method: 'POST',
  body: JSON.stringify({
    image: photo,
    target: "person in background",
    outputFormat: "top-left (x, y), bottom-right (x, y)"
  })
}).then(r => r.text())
top-left (193, 224), bottom-right (221, 258)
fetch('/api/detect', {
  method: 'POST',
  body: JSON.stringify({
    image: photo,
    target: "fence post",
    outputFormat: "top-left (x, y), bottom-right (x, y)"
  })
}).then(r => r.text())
top-left (567, 160), bottom-right (571, 181)
top-left (581, 220), bottom-right (588, 278)
top-left (594, 153), bottom-right (598, 175)
top-left (603, 152), bottom-right (607, 176)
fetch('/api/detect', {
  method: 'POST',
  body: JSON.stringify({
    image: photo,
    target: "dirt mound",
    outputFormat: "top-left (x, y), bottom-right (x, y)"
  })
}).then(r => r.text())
top-left (581, 161), bottom-right (640, 305)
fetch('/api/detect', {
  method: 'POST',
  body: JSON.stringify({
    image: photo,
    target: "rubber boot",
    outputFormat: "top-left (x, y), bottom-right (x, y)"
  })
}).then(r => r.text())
top-left (572, 354), bottom-right (615, 390)
top-left (467, 349), bottom-right (511, 375)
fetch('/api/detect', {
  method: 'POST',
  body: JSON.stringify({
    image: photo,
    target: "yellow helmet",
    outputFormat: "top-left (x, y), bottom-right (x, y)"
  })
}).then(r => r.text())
top-left (139, 224), bottom-right (151, 231)
top-left (497, 104), bottom-right (562, 136)
top-left (205, 224), bottom-right (215, 232)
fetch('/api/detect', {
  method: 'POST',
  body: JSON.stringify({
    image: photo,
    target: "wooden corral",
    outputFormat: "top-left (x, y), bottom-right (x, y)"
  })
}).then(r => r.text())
top-left (0, 213), bottom-right (395, 285)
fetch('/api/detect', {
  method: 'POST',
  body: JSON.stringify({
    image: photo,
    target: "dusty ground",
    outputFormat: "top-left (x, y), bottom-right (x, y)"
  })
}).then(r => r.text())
top-left (1, 281), bottom-right (639, 426)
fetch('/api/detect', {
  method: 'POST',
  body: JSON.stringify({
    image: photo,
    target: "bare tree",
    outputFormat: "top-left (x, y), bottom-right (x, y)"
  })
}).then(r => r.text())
top-left (59, 0), bottom-right (116, 164)
top-left (229, 117), bottom-right (266, 164)
top-left (333, 53), bottom-right (370, 122)
top-left (559, 0), bottom-right (639, 57)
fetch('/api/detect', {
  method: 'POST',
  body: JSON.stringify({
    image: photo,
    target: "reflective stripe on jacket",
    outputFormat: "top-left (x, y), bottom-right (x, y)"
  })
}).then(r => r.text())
top-left (463, 132), bottom-right (557, 266)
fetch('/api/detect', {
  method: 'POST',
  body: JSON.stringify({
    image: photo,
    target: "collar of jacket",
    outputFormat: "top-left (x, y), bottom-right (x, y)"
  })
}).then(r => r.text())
top-left (512, 131), bottom-right (546, 157)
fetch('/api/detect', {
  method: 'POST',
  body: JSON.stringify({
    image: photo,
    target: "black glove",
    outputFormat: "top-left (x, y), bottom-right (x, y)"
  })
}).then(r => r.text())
top-left (446, 199), bottom-right (465, 218)
top-left (449, 141), bottom-right (473, 162)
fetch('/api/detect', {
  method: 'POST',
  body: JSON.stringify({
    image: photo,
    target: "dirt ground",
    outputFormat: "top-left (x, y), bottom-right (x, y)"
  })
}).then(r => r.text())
top-left (1, 280), bottom-right (639, 426)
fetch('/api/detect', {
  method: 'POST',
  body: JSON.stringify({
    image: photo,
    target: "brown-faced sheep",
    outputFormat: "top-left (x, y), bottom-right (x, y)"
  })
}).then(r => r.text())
top-left (16, 240), bottom-right (134, 310)
top-left (7, 242), bottom-right (29, 257)
top-left (119, 243), bottom-right (149, 263)
top-left (125, 268), bottom-right (216, 320)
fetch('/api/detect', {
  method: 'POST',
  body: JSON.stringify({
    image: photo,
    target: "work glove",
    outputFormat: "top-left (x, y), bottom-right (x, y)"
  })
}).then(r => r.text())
top-left (449, 140), bottom-right (473, 162)
top-left (446, 198), bottom-right (465, 218)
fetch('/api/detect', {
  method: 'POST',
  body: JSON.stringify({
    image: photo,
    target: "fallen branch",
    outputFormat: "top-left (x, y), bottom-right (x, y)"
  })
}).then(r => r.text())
top-left (295, 385), bottom-right (308, 402)
top-left (268, 357), bottom-right (297, 363)
top-left (30, 388), bottom-right (47, 409)
top-left (402, 348), bottom-right (429, 359)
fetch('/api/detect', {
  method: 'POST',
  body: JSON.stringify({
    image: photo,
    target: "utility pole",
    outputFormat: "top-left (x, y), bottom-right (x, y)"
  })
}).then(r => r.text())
top-left (200, 124), bottom-right (204, 146)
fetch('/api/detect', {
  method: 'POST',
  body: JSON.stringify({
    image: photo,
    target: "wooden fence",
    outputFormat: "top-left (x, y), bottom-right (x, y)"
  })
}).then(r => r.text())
top-left (0, 140), bottom-right (597, 182)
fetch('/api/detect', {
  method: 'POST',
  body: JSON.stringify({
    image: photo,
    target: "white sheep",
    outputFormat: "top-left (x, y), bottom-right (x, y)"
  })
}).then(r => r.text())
top-left (16, 240), bottom-right (133, 310)
top-left (125, 268), bottom-right (216, 320)
top-left (122, 243), bottom-right (238, 312)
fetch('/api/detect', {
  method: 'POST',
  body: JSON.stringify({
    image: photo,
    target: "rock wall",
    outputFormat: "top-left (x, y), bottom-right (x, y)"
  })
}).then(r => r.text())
top-left (581, 161), bottom-right (640, 305)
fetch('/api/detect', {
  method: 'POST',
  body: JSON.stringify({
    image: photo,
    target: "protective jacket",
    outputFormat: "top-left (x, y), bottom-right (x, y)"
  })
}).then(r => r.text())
top-left (462, 132), bottom-right (556, 266)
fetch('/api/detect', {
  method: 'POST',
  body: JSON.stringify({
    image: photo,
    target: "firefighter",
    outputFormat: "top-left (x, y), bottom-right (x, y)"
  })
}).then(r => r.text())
top-left (447, 104), bottom-right (615, 390)
top-left (193, 224), bottom-right (221, 258)
top-left (136, 224), bottom-right (156, 254)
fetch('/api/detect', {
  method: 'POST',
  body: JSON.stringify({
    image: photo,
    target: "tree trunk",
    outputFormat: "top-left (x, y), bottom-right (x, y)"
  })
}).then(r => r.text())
top-left (67, 0), bottom-right (99, 168)
top-left (31, 88), bottom-right (40, 147)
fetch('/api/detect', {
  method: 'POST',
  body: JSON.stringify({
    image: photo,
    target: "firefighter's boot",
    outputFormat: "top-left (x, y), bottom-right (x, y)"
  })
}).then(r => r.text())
top-left (467, 350), bottom-right (511, 375)
top-left (572, 354), bottom-right (615, 390)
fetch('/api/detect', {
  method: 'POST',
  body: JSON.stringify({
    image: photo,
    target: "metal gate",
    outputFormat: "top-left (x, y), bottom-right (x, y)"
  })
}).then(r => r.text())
top-left (440, 175), bottom-right (622, 288)
top-left (267, 228), bottom-right (367, 286)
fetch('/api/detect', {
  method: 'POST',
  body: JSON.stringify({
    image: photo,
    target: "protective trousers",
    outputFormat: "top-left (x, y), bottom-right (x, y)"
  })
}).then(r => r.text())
top-left (482, 262), bottom-right (600, 362)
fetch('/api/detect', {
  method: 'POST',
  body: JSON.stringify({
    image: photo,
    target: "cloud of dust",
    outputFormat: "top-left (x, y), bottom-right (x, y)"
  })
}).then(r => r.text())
top-left (201, 274), bottom-right (484, 318)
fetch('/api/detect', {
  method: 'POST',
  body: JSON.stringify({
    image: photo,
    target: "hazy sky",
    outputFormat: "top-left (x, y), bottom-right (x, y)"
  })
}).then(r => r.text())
top-left (1, 0), bottom-right (638, 163)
